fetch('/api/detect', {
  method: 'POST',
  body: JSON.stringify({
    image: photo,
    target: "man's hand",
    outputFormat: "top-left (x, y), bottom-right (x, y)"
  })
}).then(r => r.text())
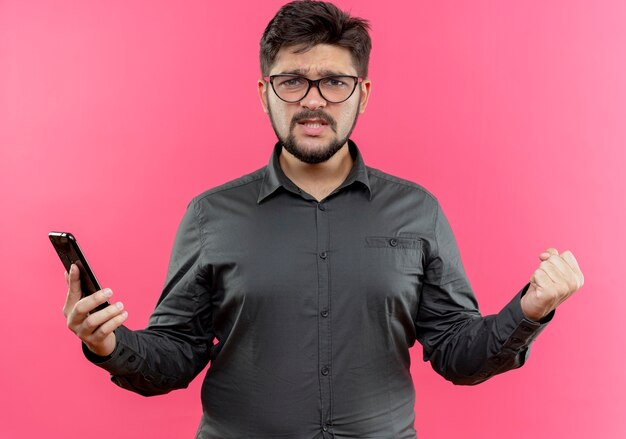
top-left (62, 264), bottom-right (128, 356)
top-left (521, 248), bottom-right (584, 322)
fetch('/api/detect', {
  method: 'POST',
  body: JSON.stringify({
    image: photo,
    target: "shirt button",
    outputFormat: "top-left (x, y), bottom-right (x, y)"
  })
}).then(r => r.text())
top-left (321, 309), bottom-right (329, 318)
top-left (389, 238), bottom-right (398, 247)
top-left (128, 355), bottom-right (136, 363)
top-left (321, 366), bottom-right (330, 376)
top-left (319, 251), bottom-right (328, 259)
top-left (322, 424), bottom-right (329, 432)
top-left (318, 203), bottom-right (326, 211)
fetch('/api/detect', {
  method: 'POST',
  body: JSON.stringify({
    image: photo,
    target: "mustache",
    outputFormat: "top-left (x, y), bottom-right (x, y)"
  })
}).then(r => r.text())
top-left (290, 109), bottom-right (337, 132)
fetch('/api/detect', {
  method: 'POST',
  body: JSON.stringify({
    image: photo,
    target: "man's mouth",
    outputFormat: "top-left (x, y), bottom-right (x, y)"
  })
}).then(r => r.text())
top-left (290, 111), bottom-right (336, 136)
top-left (297, 118), bottom-right (328, 128)
top-left (296, 118), bottom-right (329, 137)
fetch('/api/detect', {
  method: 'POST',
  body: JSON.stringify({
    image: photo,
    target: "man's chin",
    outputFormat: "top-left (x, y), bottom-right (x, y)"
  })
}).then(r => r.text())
top-left (281, 136), bottom-right (346, 165)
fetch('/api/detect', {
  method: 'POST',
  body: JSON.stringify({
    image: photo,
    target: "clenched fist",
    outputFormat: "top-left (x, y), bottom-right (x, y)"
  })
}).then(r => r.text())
top-left (521, 248), bottom-right (584, 322)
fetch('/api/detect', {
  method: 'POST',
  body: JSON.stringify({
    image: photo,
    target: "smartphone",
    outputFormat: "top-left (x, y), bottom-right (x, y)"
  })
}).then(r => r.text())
top-left (49, 231), bottom-right (109, 312)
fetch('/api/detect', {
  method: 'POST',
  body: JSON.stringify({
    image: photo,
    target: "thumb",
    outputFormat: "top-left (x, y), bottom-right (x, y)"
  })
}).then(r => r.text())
top-left (539, 247), bottom-right (559, 261)
top-left (63, 264), bottom-right (83, 316)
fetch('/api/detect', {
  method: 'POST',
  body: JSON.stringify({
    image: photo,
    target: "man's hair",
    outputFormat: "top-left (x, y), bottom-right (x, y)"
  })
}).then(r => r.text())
top-left (260, 0), bottom-right (372, 78)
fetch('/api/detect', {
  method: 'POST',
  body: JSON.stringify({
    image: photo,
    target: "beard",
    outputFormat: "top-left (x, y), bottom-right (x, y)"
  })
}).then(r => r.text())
top-left (268, 103), bottom-right (360, 164)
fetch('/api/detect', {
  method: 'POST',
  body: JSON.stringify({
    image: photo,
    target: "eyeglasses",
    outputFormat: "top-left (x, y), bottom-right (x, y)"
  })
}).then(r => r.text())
top-left (265, 74), bottom-right (362, 103)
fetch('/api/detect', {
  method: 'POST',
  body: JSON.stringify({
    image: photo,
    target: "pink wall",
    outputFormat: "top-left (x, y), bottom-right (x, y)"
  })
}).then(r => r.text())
top-left (1, 0), bottom-right (625, 437)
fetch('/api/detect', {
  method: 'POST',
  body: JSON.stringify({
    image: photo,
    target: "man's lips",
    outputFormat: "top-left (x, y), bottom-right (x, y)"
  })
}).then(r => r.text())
top-left (290, 110), bottom-right (336, 134)
top-left (297, 118), bottom-right (328, 126)
top-left (297, 119), bottom-right (328, 136)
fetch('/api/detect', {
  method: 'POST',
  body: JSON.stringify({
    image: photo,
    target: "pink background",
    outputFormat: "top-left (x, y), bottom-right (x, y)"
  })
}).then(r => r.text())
top-left (1, 0), bottom-right (625, 437)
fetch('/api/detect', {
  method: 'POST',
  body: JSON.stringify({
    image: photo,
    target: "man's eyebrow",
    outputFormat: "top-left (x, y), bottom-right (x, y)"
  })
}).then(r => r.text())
top-left (279, 68), bottom-right (309, 75)
top-left (278, 68), bottom-right (351, 77)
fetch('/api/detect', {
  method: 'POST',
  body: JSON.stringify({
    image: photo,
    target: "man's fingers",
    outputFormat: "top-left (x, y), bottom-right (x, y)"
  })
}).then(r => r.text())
top-left (67, 289), bottom-right (113, 328)
top-left (530, 269), bottom-right (561, 309)
top-left (537, 254), bottom-right (580, 291)
top-left (560, 250), bottom-right (585, 289)
top-left (81, 305), bottom-right (127, 357)
top-left (538, 252), bottom-right (583, 295)
top-left (91, 310), bottom-right (129, 342)
top-left (530, 267), bottom-right (554, 293)
top-left (525, 248), bottom-right (583, 320)
top-left (549, 254), bottom-right (581, 291)
top-left (76, 301), bottom-right (125, 339)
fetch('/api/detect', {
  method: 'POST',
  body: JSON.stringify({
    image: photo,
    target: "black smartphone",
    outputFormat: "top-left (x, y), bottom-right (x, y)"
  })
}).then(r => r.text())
top-left (49, 231), bottom-right (109, 312)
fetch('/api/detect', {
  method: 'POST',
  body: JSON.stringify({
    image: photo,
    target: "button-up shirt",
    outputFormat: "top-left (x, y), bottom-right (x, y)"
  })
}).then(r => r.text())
top-left (85, 140), bottom-right (551, 438)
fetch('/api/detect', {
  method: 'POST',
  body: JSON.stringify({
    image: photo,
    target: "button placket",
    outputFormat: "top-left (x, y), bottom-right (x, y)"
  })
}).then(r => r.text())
top-left (315, 200), bottom-right (332, 428)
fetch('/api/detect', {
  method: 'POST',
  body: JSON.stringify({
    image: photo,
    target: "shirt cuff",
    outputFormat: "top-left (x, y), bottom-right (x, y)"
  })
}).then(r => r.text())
top-left (498, 283), bottom-right (554, 350)
top-left (81, 325), bottom-right (144, 376)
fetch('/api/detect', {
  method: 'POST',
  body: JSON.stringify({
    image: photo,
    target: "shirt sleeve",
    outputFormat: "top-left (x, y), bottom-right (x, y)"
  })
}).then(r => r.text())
top-left (82, 199), bottom-right (215, 396)
top-left (414, 201), bottom-right (553, 385)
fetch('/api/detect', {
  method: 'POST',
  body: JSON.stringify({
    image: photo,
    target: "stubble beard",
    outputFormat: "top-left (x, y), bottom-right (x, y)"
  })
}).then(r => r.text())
top-left (268, 101), bottom-right (360, 165)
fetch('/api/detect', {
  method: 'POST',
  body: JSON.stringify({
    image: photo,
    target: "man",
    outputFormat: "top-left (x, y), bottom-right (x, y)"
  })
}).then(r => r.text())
top-left (63, 1), bottom-right (584, 438)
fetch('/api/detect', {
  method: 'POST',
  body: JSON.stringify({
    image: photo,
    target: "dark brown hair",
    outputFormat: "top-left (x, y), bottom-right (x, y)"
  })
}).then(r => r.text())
top-left (260, 0), bottom-right (372, 77)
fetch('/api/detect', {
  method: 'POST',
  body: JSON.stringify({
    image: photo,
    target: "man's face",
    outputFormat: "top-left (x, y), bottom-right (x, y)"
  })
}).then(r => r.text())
top-left (258, 44), bottom-right (371, 164)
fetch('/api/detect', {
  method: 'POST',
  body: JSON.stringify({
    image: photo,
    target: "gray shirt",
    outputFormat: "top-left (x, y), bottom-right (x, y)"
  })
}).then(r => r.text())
top-left (85, 140), bottom-right (551, 438)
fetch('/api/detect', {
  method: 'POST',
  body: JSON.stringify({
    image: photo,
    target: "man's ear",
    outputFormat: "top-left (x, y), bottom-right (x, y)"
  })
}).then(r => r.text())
top-left (258, 79), bottom-right (269, 114)
top-left (358, 79), bottom-right (371, 114)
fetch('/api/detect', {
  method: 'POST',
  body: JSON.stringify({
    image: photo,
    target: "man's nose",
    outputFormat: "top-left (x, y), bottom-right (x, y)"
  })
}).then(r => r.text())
top-left (300, 84), bottom-right (327, 110)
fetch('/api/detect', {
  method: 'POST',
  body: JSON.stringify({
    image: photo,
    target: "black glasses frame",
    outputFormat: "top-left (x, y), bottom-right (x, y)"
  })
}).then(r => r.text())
top-left (264, 74), bottom-right (363, 103)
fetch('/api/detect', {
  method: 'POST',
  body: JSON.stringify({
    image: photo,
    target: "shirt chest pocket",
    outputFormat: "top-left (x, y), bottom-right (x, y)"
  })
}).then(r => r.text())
top-left (364, 236), bottom-right (424, 276)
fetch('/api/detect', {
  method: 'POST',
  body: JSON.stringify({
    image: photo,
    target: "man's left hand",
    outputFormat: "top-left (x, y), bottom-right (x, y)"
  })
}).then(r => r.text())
top-left (521, 248), bottom-right (585, 322)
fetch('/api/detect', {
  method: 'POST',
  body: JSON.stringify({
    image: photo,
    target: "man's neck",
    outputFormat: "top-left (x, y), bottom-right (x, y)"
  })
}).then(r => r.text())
top-left (279, 143), bottom-right (354, 202)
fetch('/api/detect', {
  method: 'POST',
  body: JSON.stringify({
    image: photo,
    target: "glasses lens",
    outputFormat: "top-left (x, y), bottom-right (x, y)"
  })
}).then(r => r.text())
top-left (319, 77), bottom-right (357, 103)
top-left (272, 76), bottom-right (309, 102)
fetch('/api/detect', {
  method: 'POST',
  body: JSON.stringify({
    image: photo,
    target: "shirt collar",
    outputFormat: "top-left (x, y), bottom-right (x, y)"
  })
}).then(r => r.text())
top-left (257, 139), bottom-right (372, 203)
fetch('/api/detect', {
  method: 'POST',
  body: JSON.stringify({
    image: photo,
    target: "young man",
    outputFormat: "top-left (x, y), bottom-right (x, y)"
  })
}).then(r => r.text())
top-left (63, 1), bottom-right (584, 437)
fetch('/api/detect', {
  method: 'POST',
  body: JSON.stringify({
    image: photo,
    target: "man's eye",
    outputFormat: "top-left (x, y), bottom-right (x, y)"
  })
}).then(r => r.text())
top-left (323, 78), bottom-right (348, 87)
top-left (278, 78), bottom-right (306, 88)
